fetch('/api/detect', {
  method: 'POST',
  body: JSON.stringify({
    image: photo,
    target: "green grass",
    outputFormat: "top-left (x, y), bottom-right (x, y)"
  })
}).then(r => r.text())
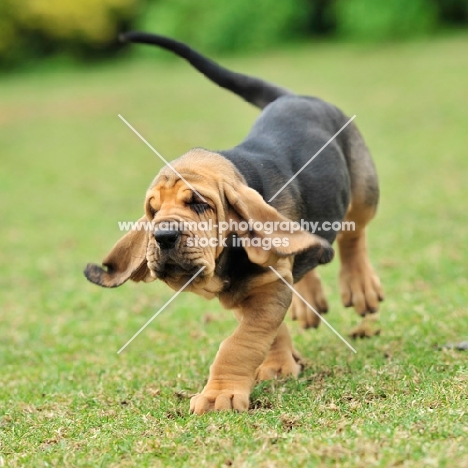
top-left (1, 34), bottom-right (467, 467)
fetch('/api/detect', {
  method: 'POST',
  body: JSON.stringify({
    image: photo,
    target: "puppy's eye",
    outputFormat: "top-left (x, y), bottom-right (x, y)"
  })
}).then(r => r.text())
top-left (188, 202), bottom-right (210, 215)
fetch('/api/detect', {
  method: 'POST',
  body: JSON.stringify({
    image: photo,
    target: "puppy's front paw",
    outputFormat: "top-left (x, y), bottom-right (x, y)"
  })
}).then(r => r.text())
top-left (290, 269), bottom-right (328, 329)
top-left (189, 382), bottom-right (250, 415)
top-left (255, 349), bottom-right (302, 381)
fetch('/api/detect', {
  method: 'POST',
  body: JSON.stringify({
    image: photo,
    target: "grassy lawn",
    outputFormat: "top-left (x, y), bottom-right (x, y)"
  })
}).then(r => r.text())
top-left (1, 34), bottom-right (467, 467)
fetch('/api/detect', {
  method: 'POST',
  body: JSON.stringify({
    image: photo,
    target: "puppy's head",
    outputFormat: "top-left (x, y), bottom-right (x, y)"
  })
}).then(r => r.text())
top-left (85, 149), bottom-right (333, 294)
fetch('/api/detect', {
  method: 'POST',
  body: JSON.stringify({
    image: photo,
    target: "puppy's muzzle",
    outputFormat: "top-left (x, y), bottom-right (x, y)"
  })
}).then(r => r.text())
top-left (148, 224), bottom-right (213, 285)
top-left (154, 229), bottom-right (181, 250)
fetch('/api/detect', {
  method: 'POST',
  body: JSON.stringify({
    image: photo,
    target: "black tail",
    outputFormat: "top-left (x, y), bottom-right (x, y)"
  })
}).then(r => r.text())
top-left (120, 31), bottom-right (292, 110)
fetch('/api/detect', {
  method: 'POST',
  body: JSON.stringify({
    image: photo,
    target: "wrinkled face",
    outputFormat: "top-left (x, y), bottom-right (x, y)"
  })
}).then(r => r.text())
top-left (84, 149), bottom-right (334, 294)
top-left (144, 169), bottom-right (224, 292)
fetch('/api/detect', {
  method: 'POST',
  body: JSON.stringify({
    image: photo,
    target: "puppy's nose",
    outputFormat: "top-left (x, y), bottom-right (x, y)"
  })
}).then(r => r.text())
top-left (154, 229), bottom-right (181, 250)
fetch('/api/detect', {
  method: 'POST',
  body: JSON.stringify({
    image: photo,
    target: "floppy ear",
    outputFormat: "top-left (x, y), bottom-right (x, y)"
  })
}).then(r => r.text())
top-left (224, 183), bottom-right (334, 267)
top-left (84, 216), bottom-right (152, 288)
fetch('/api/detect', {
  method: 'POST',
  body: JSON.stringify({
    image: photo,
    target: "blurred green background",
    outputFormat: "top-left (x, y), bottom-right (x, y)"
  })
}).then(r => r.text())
top-left (1, 0), bottom-right (468, 68)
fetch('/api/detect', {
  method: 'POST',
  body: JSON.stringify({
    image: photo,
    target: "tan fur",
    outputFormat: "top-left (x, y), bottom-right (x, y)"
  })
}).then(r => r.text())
top-left (337, 204), bottom-right (384, 315)
top-left (290, 269), bottom-right (328, 329)
top-left (255, 322), bottom-right (302, 381)
top-left (87, 149), bottom-right (330, 293)
top-left (191, 258), bottom-right (294, 414)
top-left (86, 148), bottom-right (382, 415)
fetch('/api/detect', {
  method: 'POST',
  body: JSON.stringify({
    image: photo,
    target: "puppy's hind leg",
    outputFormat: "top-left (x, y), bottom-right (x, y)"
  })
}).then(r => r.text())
top-left (338, 124), bottom-right (384, 316)
top-left (338, 208), bottom-right (384, 315)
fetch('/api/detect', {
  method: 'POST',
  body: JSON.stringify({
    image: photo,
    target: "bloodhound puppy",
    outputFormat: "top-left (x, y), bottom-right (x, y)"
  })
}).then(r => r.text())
top-left (85, 32), bottom-right (383, 414)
